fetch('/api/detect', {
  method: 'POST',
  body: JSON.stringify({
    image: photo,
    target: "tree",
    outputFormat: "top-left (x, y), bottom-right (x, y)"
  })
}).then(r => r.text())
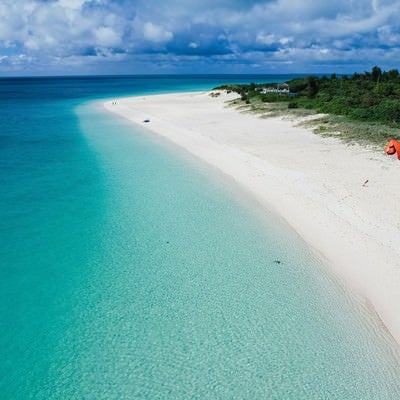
top-left (371, 66), bottom-right (382, 82)
top-left (307, 75), bottom-right (319, 98)
top-left (387, 69), bottom-right (399, 81)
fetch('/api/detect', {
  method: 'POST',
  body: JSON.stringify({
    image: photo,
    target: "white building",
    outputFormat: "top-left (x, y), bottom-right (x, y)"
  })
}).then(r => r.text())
top-left (260, 83), bottom-right (290, 94)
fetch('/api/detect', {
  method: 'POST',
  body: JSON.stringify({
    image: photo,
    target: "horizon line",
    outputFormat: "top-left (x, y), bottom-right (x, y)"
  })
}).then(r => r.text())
top-left (0, 72), bottom-right (337, 79)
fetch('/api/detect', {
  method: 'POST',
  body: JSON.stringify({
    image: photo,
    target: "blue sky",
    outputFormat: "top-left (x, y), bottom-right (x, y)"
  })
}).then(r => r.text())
top-left (1, 0), bottom-right (400, 76)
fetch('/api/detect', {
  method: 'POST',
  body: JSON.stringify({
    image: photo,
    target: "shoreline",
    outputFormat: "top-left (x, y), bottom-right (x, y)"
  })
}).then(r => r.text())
top-left (104, 90), bottom-right (400, 345)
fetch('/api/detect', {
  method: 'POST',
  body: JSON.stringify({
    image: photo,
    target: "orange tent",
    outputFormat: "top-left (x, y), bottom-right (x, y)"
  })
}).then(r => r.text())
top-left (384, 139), bottom-right (400, 160)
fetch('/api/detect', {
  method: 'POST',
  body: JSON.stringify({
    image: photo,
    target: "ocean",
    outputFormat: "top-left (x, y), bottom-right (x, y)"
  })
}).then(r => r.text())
top-left (1, 75), bottom-right (400, 399)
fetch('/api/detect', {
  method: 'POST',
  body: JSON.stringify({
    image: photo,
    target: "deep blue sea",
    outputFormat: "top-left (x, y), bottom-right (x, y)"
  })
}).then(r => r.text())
top-left (1, 75), bottom-right (400, 399)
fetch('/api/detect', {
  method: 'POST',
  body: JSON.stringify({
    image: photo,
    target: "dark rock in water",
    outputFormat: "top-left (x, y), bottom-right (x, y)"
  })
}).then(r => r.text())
top-left (273, 260), bottom-right (281, 264)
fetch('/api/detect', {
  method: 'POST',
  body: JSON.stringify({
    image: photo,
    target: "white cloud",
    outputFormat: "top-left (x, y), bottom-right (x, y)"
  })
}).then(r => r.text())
top-left (255, 32), bottom-right (292, 47)
top-left (143, 22), bottom-right (173, 43)
top-left (256, 33), bottom-right (276, 46)
top-left (58, 0), bottom-right (86, 10)
top-left (1, 0), bottom-right (400, 74)
top-left (279, 37), bottom-right (292, 45)
top-left (94, 27), bottom-right (120, 47)
top-left (377, 25), bottom-right (400, 45)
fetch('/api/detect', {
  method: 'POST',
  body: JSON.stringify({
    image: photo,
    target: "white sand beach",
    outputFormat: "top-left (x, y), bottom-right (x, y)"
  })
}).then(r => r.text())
top-left (105, 91), bottom-right (400, 344)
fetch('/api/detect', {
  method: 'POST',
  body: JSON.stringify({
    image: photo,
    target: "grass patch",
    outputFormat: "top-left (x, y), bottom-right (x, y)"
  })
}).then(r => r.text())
top-left (227, 97), bottom-right (397, 148)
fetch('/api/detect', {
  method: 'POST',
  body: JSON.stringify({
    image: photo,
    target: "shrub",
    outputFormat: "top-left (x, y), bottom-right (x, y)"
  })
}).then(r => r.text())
top-left (350, 108), bottom-right (372, 120)
top-left (374, 100), bottom-right (400, 123)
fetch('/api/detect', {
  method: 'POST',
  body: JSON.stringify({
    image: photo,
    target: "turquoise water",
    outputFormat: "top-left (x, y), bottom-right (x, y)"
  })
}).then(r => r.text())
top-left (1, 76), bottom-right (400, 399)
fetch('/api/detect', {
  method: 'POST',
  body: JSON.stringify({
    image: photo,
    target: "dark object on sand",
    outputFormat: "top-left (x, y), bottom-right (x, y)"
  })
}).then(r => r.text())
top-left (143, 119), bottom-right (150, 123)
top-left (362, 179), bottom-right (369, 187)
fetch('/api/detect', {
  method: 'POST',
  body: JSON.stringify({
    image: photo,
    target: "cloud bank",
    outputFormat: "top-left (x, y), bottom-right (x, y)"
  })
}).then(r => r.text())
top-left (0, 0), bottom-right (399, 75)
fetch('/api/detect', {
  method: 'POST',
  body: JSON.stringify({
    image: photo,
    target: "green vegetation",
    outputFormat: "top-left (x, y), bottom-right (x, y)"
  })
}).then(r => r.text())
top-left (214, 67), bottom-right (400, 145)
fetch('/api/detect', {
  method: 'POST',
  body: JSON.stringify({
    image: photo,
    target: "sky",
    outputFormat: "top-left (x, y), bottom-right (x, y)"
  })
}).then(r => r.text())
top-left (0, 0), bottom-right (400, 76)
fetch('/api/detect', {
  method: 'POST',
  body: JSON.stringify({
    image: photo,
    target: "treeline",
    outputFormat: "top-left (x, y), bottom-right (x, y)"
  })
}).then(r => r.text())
top-left (215, 67), bottom-right (400, 127)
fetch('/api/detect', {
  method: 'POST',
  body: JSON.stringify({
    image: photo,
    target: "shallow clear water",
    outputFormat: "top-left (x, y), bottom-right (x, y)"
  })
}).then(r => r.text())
top-left (1, 76), bottom-right (400, 399)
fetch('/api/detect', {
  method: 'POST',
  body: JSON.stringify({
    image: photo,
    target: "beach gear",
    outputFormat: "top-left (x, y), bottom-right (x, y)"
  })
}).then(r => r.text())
top-left (384, 139), bottom-right (400, 159)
